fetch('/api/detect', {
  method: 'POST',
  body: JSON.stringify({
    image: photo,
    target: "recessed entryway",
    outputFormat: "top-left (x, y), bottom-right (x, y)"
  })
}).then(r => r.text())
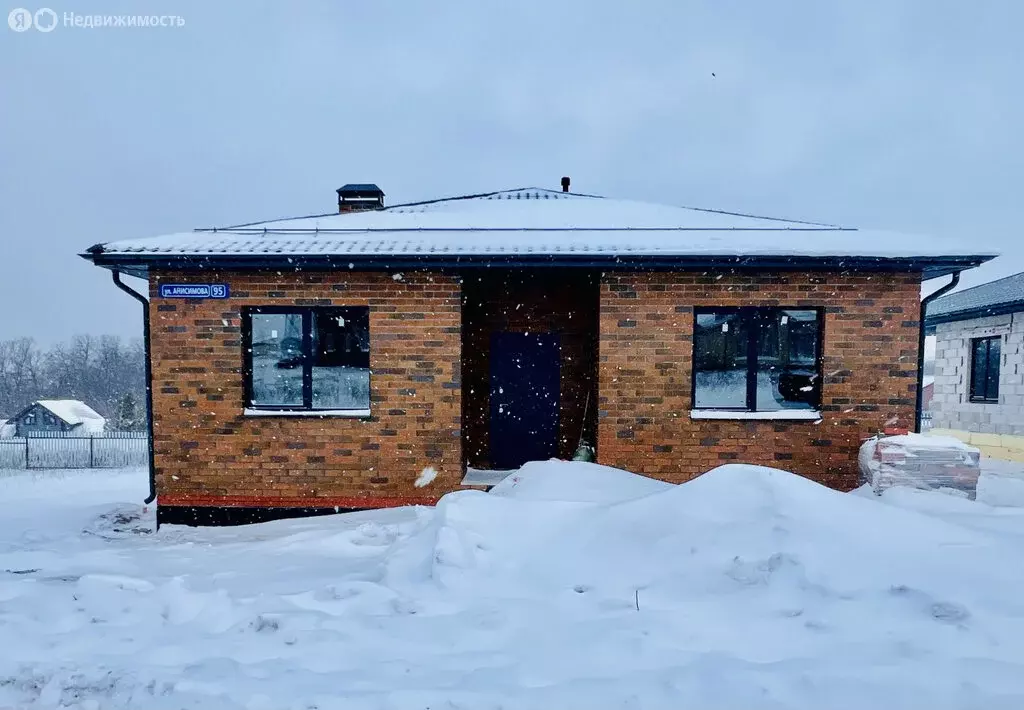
top-left (461, 269), bottom-right (599, 471)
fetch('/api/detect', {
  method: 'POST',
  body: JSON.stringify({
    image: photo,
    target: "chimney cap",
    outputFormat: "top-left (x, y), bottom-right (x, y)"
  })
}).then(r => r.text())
top-left (560, 176), bottom-right (571, 192)
top-left (337, 183), bottom-right (385, 213)
top-left (336, 183), bottom-right (385, 197)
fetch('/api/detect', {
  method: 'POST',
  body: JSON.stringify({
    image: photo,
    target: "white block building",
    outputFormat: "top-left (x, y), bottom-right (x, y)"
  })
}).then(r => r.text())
top-left (926, 272), bottom-right (1024, 460)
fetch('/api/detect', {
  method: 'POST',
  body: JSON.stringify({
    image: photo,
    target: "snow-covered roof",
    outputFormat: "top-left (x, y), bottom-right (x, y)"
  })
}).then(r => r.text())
top-left (926, 271), bottom-right (1024, 325)
top-left (33, 400), bottom-right (105, 427)
top-left (83, 187), bottom-right (996, 279)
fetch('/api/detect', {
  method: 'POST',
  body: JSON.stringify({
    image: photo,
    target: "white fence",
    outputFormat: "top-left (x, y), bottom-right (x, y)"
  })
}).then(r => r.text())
top-left (0, 432), bottom-right (148, 469)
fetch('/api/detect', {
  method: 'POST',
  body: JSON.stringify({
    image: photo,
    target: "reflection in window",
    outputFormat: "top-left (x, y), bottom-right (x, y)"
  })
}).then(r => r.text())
top-left (694, 312), bottom-right (748, 408)
top-left (312, 310), bottom-right (371, 409)
top-left (249, 313), bottom-right (304, 406)
top-left (694, 308), bottom-right (822, 412)
top-left (755, 310), bottom-right (821, 411)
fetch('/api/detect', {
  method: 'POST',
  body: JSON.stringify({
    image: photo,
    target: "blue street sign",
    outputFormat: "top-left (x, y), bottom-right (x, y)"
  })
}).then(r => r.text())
top-left (158, 284), bottom-right (230, 299)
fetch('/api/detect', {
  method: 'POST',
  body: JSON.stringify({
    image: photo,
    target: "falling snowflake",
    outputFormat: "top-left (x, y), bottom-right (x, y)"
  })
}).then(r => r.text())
top-left (415, 467), bottom-right (438, 488)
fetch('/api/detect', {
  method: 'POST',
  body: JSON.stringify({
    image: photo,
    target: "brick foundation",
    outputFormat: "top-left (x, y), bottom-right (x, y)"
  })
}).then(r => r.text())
top-left (597, 272), bottom-right (923, 490)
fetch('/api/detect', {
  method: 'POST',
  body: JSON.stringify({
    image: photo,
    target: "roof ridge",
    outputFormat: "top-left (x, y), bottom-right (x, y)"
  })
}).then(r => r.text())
top-left (387, 186), bottom-right (602, 210)
top-left (932, 270), bottom-right (1024, 302)
top-left (196, 226), bottom-right (849, 235)
top-left (197, 188), bottom-right (603, 232)
top-left (672, 203), bottom-right (842, 228)
top-left (211, 211), bottom-right (339, 231)
top-left (198, 188), bottom-right (838, 232)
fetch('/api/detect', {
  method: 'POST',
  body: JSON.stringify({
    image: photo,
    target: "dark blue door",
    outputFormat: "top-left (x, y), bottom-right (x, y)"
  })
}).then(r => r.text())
top-left (490, 332), bottom-right (561, 470)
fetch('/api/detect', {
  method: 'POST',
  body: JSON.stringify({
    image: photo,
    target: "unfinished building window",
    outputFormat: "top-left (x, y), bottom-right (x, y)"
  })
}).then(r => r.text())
top-left (243, 306), bottom-right (370, 413)
top-left (969, 336), bottom-right (1001, 403)
top-left (693, 308), bottom-right (822, 412)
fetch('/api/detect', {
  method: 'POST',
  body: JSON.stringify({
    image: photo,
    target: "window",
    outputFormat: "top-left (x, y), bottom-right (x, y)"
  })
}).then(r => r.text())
top-left (693, 308), bottom-right (822, 412)
top-left (969, 336), bottom-right (1001, 403)
top-left (243, 306), bottom-right (370, 413)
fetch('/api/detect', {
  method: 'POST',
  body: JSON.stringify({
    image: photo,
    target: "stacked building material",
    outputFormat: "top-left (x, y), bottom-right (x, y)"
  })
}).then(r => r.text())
top-left (859, 434), bottom-right (981, 497)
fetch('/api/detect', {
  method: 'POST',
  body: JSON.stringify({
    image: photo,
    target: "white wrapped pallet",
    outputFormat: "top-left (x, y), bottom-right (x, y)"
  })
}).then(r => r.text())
top-left (859, 433), bottom-right (981, 497)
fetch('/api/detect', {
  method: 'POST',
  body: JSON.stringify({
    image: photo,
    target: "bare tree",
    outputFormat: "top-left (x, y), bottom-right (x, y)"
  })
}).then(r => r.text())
top-left (0, 335), bottom-right (146, 427)
top-left (0, 339), bottom-right (44, 416)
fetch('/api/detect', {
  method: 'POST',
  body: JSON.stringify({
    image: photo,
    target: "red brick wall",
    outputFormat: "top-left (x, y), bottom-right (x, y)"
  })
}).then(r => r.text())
top-left (149, 270), bottom-right (461, 508)
top-left (597, 272), bottom-right (923, 490)
top-left (149, 268), bottom-right (922, 507)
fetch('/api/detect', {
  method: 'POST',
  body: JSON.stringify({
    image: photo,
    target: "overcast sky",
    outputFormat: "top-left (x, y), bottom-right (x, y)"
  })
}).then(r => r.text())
top-left (2, 0), bottom-right (1021, 344)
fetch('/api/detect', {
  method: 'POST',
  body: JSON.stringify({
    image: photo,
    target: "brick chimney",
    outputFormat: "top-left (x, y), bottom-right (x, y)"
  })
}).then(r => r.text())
top-left (337, 184), bottom-right (385, 213)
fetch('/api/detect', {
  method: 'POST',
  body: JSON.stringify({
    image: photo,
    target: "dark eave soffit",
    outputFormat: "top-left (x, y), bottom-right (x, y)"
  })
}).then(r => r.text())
top-left (80, 251), bottom-right (991, 282)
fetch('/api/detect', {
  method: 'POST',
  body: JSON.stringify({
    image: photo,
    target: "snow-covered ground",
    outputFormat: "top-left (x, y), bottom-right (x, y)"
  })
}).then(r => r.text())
top-left (3, 461), bottom-right (1024, 709)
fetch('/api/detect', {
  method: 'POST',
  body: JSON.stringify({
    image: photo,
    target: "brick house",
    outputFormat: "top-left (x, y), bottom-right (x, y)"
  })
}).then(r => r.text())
top-left (82, 183), bottom-right (993, 525)
top-left (925, 271), bottom-right (1024, 460)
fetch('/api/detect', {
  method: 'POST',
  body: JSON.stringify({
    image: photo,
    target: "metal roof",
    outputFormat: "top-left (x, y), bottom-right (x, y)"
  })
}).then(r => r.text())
top-left (82, 187), bottom-right (997, 279)
top-left (925, 271), bottom-right (1024, 325)
top-left (10, 399), bottom-right (105, 427)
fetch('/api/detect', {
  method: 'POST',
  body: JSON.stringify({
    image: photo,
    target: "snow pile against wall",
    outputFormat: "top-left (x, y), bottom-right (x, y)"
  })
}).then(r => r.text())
top-left (859, 434), bottom-right (982, 496)
top-left (391, 462), bottom-right (1001, 598)
top-left (488, 460), bottom-right (672, 502)
top-left (4, 461), bottom-right (1024, 708)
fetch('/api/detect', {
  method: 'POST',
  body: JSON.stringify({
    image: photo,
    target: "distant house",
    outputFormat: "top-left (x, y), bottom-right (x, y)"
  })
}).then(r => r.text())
top-left (925, 272), bottom-right (1024, 461)
top-left (8, 400), bottom-right (106, 437)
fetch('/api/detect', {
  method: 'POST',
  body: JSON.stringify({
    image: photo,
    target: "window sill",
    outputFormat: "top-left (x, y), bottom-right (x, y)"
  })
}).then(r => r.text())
top-left (690, 409), bottom-right (822, 421)
top-left (243, 408), bottom-right (371, 418)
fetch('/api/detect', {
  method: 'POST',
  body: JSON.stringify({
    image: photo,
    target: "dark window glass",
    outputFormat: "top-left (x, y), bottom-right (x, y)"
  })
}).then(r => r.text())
top-left (244, 307), bottom-right (371, 411)
top-left (755, 310), bottom-right (820, 411)
top-left (312, 310), bottom-right (371, 410)
top-left (970, 336), bottom-right (1001, 403)
top-left (694, 308), bottom-right (822, 412)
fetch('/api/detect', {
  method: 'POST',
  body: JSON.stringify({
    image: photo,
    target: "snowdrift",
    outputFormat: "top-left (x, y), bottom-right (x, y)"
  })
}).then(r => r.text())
top-left (5, 461), bottom-right (1024, 708)
top-left (489, 459), bottom-right (672, 502)
top-left (386, 460), bottom-right (1024, 699)
top-left (393, 462), bottom-right (1012, 601)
